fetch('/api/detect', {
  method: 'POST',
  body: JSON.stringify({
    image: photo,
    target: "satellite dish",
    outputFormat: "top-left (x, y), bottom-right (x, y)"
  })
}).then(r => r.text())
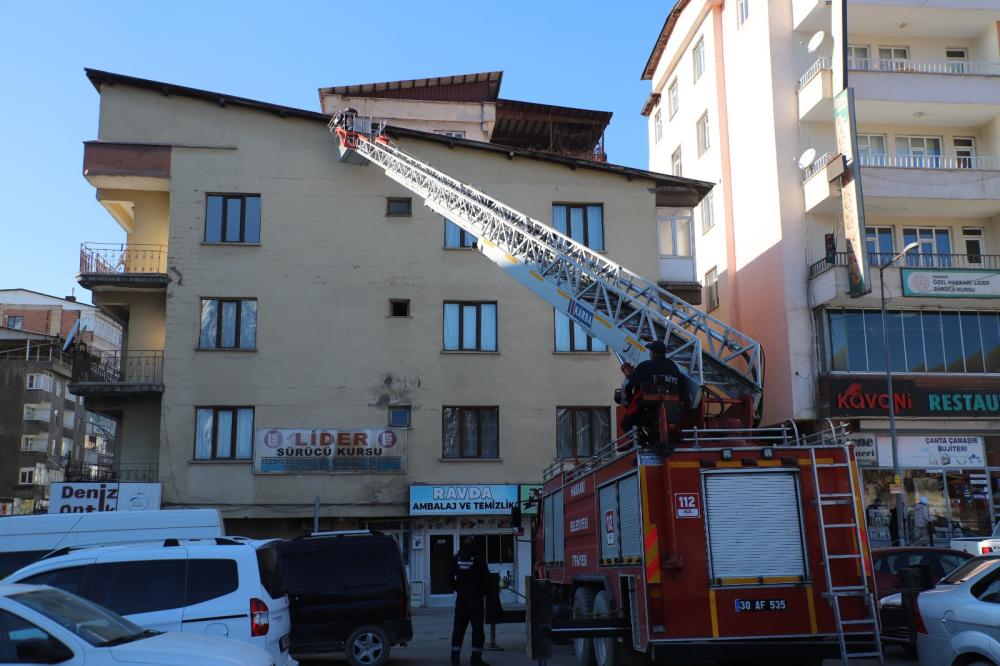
top-left (807, 31), bottom-right (827, 54)
top-left (798, 148), bottom-right (817, 170)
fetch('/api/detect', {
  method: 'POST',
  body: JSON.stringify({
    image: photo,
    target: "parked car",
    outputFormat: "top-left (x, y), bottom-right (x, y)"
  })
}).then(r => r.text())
top-left (2, 536), bottom-right (296, 665)
top-left (0, 508), bottom-right (224, 577)
top-left (0, 583), bottom-right (274, 665)
top-left (951, 522), bottom-right (1000, 555)
top-left (913, 555), bottom-right (1000, 666)
top-left (277, 530), bottom-right (412, 666)
top-left (872, 546), bottom-right (973, 598)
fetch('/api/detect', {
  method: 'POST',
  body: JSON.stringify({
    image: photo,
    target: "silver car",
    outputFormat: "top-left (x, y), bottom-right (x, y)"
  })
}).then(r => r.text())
top-left (917, 556), bottom-right (1000, 666)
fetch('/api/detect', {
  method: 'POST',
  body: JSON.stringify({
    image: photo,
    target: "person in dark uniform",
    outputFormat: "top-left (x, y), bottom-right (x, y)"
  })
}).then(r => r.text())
top-left (620, 340), bottom-right (686, 433)
top-left (450, 536), bottom-right (491, 665)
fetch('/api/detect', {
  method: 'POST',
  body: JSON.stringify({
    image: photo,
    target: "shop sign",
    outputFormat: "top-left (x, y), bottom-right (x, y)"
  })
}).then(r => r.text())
top-left (902, 268), bottom-right (1000, 298)
top-left (409, 485), bottom-right (518, 516)
top-left (834, 88), bottom-right (871, 298)
top-left (875, 435), bottom-right (984, 469)
top-left (254, 428), bottom-right (405, 474)
top-left (829, 379), bottom-right (915, 417)
top-left (845, 433), bottom-right (878, 466)
top-left (519, 484), bottom-right (541, 515)
top-left (926, 392), bottom-right (1000, 416)
top-left (48, 482), bottom-right (161, 513)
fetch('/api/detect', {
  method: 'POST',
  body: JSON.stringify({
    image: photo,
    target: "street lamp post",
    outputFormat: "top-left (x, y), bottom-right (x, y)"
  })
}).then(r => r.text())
top-left (880, 241), bottom-right (920, 546)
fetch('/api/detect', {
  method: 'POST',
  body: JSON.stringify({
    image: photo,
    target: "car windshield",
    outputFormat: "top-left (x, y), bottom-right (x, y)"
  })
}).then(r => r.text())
top-left (13, 587), bottom-right (149, 646)
top-left (939, 557), bottom-right (1000, 585)
top-left (993, 522), bottom-right (1000, 537)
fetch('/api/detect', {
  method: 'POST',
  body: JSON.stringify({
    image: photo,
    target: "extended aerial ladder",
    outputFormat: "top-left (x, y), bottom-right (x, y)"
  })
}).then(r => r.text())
top-left (329, 110), bottom-right (764, 417)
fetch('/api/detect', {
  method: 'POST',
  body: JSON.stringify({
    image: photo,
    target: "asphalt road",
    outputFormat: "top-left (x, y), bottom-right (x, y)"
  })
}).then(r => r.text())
top-left (299, 608), bottom-right (916, 665)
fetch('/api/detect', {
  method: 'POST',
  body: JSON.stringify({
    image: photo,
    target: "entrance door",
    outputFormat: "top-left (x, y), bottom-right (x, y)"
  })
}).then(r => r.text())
top-left (429, 534), bottom-right (455, 596)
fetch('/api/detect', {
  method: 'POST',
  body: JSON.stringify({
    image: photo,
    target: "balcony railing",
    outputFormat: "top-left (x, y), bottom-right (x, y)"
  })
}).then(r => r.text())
top-left (20, 438), bottom-right (49, 453)
top-left (63, 463), bottom-right (157, 484)
top-left (810, 251), bottom-right (1000, 278)
top-left (849, 58), bottom-right (1000, 77)
top-left (858, 154), bottom-right (1000, 170)
top-left (79, 243), bottom-right (167, 275)
top-left (801, 151), bottom-right (838, 182)
top-left (798, 56), bottom-right (832, 90)
top-left (72, 350), bottom-right (163, 387)
top-left (22, 409), bottom-right (52, 423)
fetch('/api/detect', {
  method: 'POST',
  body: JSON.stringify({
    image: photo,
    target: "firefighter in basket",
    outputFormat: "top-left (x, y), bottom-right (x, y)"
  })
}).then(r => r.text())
top-left (618, 340), bottom-right (688, 449)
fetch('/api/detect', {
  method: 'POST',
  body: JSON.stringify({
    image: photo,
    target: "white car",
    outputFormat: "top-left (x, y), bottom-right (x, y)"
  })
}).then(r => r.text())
top-left (2, 537), bottom-right (296, 665)
top-left (915, 555), bottom-right (1000, 666)
top-left (0, 583), bottom-right (273, 665)
top-left (951, 522), bottom-right (1000, 556)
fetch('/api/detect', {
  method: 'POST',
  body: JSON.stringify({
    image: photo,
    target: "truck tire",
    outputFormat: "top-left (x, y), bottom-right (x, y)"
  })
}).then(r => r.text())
top-left (345, 624), bottom-right (390, 666)
top-left (592, 590), bottom-right (620, 666)
top-left (573, 586), bottom-right (597, 666)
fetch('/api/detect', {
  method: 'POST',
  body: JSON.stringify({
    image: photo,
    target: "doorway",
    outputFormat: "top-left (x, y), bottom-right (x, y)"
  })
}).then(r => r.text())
top-left (429, 533), bottom-right (454, 596)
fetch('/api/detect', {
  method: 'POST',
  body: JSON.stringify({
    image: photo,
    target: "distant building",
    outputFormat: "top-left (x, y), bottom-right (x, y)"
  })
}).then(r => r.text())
top-left (0, 289), bottom-right (123, 354)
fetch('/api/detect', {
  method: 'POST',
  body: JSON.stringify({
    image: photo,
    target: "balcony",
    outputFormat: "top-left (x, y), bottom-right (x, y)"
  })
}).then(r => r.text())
top-left (801, 152), bottom-right (844, 213)
top-left (797, 57), bottom-right (833, 122)
top-left (70, 350), bottom-right (164, 396)
top-left (22, 406), bottom-right (52, 423)
top-left (78, 243), bottom-right (168, 290)
top-left (64, 463), bottom-right (157, 484)
top-left (20, 437), bottom-right (50, 454)
top-left (859, 154), bottom-right (1000, 216)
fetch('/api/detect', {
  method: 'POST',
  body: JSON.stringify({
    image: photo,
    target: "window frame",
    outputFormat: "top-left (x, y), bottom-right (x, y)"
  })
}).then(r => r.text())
top-left (705, 267), bottom-right (720, 311)
top-left (554, 310), bottom-right (607, 353)
top-left (193, 406), bottom-right (255, 461)
top-left (4, 315), bottom-right (23, 330)
top-left (700, 190), bottom-right (715, 234)
top-left (18, 468), bottom-right (34, 485)
top-left (443, 301), bottom-right (498, 352)
top-left (443, 218), bottom-right (477, 249)
top-left (692, 37), bottom-right (706, 82)
top-left (204, 194), bottom-right (261, 244)
top-left (653, 109), bottom-right (662, 144)
top-left (388, 299), bottom-right (410, 317)
top-left (441, 406), bottom-right (499, 460)
top-left (963, 227), bottom-right (984, 265)
top-left (198, 298), bottom-right (257, 350)
top-left (556, 406), bottom-right (610, 460)
top-left (657, 211), bottom-right (693, 258)
top-left (696, 112), bottom-right (711, 156)
top-left (667, 78), bottom-right (679, 118)
top-left (848, 44), bottom-right (871, 70)
top-left (389, 405), bottom-right (411, 428)
top-left (736, 0), bottom-right (750, 26)
top-left (551, 204), bottom-right (605, 251)
top-left (671, 147), bottom-right (683, 177)
top-left (386, 197), bottom-right (413, 217)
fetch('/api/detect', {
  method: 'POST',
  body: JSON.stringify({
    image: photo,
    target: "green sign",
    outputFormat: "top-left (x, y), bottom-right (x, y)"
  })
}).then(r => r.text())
top-left (519, 484), bottom-right (541, 515)
top-left (902, 268), bottom-right (1000, 298)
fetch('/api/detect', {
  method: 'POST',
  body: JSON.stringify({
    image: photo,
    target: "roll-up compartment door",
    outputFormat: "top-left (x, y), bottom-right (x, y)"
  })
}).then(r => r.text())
top-left (599, 483), bottom-right (620, 560)
top-left (543, 494), bottom-right (555, 563)
top-left (618, 475), bottom-right (641, 559)
top-left (553, 490), bottom-right (565, 560)
top-left (704, 471), bottom-right (806, 580)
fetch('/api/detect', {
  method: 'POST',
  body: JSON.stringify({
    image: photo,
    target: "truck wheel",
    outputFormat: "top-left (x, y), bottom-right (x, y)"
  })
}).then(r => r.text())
top-left (592, 590), bottom-right (620, 666)
top-left (573, 587), bottom-right (596, 666)
top-left (345, 624), bottom-right (390, 666)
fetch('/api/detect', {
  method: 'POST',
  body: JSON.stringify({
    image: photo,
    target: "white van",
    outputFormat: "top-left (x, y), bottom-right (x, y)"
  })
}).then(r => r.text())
top-left (0, 509), bottom-right (224, 576)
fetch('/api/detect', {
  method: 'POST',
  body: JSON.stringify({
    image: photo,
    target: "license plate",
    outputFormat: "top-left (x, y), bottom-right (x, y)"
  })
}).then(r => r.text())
top-left (734, 598), bottom-right (787, 613)
top-left (279, 634), bottom-right (290, 651)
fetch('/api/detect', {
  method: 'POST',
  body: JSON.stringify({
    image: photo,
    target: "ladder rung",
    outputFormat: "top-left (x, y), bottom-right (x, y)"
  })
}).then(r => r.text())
top-left (821, 492), bottom-right (854, 497)
top-left (840, 619), bottom-right (875, 625)
top-left (825, 523), bottom-right (857, 528)
top-left (820, 499), bottom-right (851, 505)
top-left (827, 590), bottom-right (868, 598)
top-left (831, 585), bottom-right (867, 591)
top-left (844, 652), bottom-right (883, 658)
top-left (827, 554), bottom-right (862, 559)
top-left (816, 463), bottom-right (849, 468)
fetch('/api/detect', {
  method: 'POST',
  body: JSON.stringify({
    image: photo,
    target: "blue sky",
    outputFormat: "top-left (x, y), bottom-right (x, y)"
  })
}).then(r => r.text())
top-left (0, 1), bottom-right (673, 303)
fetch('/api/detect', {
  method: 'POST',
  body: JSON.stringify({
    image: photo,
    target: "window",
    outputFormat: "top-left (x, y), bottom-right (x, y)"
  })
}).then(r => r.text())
top-left (848, 45), bottom-right (870, 70)
top-left (17, 468), bottom-right (34, 485)
top-left (667, 79), bottom-right (679, 118)
top-left (20, 567), bottom-right (86, 595)
top-left (389, 299), bottom-right (410, 317)
top-left (443, 302), bottom-right (497, 352)
top-left (865, 226), bottom-right (894, 266)
top-left (705, 267), bottom-right (719, 311)
top-left (700, 190), bottom-right (715, 233)
top-left (671, 147), bottom-right (683, 177)
top-left (554, 311), bottom-right (607, 352)
top-left (878, 46), bottom-right (910, 70)
top-left (653, 110), bottom-right (662, 143)
top-left (556, 407), bottom-right (610, 459)
top-left (946, 47), bottom-right (969, 73)
top-left (389, 405), bottom-right (411, 428)
top-left (895, 136), bottom-right (942, 168)
top-left (3, 315), bottom-right (22, 330)
top-left (963, 227), bottom-right (984, 265)
top-left (186, 560), bottom-right (239, 605)
top-left (657, 209), bottom-right (692, 257)
top-left (256, 545), bottom-right (285, 599)
top-left (205, 194), bottom-right (261, 244)
top-left (194, 407), bottom-right (254, 460)
top-left (386, 197), bottom-right (412, 217)
top-left (826, 309), bottom-right (1000, 374)
top-left (955, 137), bottom-right (976, 169)
top-left (25, 374), bottom-right (52, 392)
top-left (696, 113), bottom-right (711, 155)
top-left (63, 411), bottom-right (75, 430)
top-left (552, 204), bottom-right (604, 251)
top-left (81, 560), bottom-right (186, 616)
top-left (857, 134), bottom-right (887, 166)
top-left (444, 218), bottom-right (477, 248)
top-left (692, 37), bottom-right (705, 82)
top-left (902, 227), bottom-right (951, 266)
top-left (435, 130), bottom-right (466, 139)
top-left (736, 0), bottom-right (750, 26)
top-left (199, 299), bottom-right (257, 349)
top-left (0, 609), bottom-right (69, 662)
top-left (442, 407), bottom-right (499, 459)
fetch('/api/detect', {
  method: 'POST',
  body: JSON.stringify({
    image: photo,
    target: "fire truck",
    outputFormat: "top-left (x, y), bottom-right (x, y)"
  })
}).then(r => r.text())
top-left (329, 112), bottom-right (881, 664)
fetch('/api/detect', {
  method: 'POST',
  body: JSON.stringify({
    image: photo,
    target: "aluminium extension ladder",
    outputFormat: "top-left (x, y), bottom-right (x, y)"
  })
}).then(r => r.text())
top-left (329, 111), bottom-right (764, 409)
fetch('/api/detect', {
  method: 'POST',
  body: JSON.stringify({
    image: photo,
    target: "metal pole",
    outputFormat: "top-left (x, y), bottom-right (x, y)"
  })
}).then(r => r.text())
top-left (313, 495), bottom-right (320, 534)
top-left (881, 260), bottom-right (906, 546)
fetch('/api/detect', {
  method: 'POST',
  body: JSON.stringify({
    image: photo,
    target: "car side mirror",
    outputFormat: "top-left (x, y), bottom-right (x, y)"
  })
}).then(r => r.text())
top-left (16, 638), bottom-right (74, 664)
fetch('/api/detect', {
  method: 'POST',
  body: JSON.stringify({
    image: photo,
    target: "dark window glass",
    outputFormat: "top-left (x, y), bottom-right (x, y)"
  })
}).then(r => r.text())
top-left (389, 300), bottom-right (410, 317)
top-left (444, 219), bottom-right (476, 248)
top-left (225, 199), bottom-right (242, 242)
top-left (982, 313), bottom-right (1000, 373)
top-left (282, 551), bottom-right (342, 594)
top-left (186, 560), bottom-right (239, 605)
top-left (386, 198), bottom-right (412, 216)
top-left (0, 552), bottom-right (47, 579)
top-left (901, 311), bottom-right (925, 372)
top-left (205, 196), bottom-right (224, 243)
top-left (389, 406), bottom-right (411, 428)
top-left (941, 312), bottom-right (965, 372)
top-left (442, 407), bottom-right (499, 459)
top-left (20, 567), bottom-right (86, 595)
top-left (962, 312), bottom-right (985, 373)
top-left (0, 609), bottom-right (67, 663)
top-left (81, 560), bottom-right (186, 616)
top-left (864, 311), bottom-right (885, 373)
top-left (344, 548), bottom-right (392, 588)
top-left (828, 310), bottom-right (848, 371)
top-left (844, 310), bottom-right (867, 371)
top-left (556, 407), bottom-right (610, 459)
top-left (205, 195), bottom-right (260, 243)
top-left (256, 545), bottom-right (286, 599)
top-left (194, 407), bottom-right (253, 460)
top-left (935, 553), bottom-right (971, 577)
top-left (552, 204), bottom-right (605, 251)
top-left (554, 311), bottom-right (606, 352)
top-left (923, 312), bottom-right (946, 372)
top-left (887, 311), bottom-right (906, 372)
top-left (199, 299), bottom-right (256, 350)
top-left (244, 197), bottom-right (261, 243)
top-left (443, 302), bottom-right (497, 351)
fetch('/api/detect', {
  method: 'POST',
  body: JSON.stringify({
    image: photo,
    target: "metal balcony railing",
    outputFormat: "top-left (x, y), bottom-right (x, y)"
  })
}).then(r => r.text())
top-left (79, 243), bottom-right (167, 275)
top-left (849, 58), bottom-right (1000, 77)
top-left (798, 56), bottom-right (832, 90)
top-left (801, 151), bottom-right (838, 182)
top-left (809, 251), bottom-right (1000, 278)
top-left (72, 350), bottom-right (163, 386)
top-left (63, 463), bottom-right (158, 483)
top-left (858, 154), bottom-right (1000, 170)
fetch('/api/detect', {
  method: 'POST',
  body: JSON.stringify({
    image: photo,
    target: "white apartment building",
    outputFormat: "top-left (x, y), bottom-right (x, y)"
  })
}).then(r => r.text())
top-left (644, 0), bottom-right (1000, 544)
top-left (73, 69), bottom-right (709, 605)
